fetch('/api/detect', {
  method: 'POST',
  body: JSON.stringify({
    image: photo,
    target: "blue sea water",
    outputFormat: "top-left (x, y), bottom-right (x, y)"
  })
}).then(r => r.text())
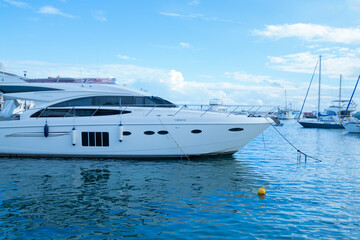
top-left (0, 120), bottom-right (360, 239)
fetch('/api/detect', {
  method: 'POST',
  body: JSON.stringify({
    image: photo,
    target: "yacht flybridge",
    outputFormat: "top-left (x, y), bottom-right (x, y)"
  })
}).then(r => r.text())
top-left (0, 71), bottom-right (271, 158)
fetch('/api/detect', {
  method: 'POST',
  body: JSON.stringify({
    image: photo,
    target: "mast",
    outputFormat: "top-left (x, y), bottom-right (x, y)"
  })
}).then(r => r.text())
top-left (285, 90), bottom-right (287, 110)
top-left (318, 55), bottom-right (321, 120)
top-left (339, 74), bottom-right (342, 117)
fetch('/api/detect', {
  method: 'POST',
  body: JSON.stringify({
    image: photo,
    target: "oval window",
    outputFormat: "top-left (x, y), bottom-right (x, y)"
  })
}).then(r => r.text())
top-left (229, 128), bottom-right (244, 132)
top-left (144, 131), bottom-right (155, 135)
top-left (158, 130), bottom-right (168, 135)
top-left (123, 131), bottom-right (131, 136)
top-left (191, 129), bottom-right (202, 134)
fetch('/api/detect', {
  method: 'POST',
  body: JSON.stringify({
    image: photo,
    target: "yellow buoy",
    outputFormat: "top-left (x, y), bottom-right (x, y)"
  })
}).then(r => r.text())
top-left (258, 187), bottom-right (266, 195)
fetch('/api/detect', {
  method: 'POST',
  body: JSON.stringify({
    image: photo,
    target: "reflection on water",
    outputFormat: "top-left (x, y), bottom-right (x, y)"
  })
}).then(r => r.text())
top-left (1, 121), bottom-right (360, 239)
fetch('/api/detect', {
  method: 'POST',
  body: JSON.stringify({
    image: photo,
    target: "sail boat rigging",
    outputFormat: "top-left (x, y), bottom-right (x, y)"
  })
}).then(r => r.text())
top-left (298, 56), bottom-right (356, 128)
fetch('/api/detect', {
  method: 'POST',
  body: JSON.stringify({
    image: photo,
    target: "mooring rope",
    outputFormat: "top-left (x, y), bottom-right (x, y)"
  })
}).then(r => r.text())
top-left (157, 116), bottom-right (190, 161)
top-left (265, 117), bottom-right (322, 162)
top-left (262, 132), bottom-right (267, 153)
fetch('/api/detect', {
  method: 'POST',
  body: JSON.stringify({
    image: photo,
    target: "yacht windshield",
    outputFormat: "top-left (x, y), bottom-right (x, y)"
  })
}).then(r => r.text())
top-left (50, 96), bottom-right (176, 108)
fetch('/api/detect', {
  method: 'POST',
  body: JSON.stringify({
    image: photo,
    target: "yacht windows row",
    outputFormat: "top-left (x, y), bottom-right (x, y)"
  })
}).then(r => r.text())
top-left (51, 96), bottom-right (176, 108)
top-left (31, 109), bottom-right (131, 118)
top-left (80, 128), bottom-right (243, 147)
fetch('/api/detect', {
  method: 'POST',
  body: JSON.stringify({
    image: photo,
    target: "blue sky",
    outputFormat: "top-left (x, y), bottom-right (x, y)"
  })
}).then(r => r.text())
top-left (2, 0), bottom-right (360, 110)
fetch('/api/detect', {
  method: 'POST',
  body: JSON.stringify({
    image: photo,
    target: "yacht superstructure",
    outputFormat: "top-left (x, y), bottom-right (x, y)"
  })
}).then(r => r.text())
top-left (0, 71), bottom-right (271, 158)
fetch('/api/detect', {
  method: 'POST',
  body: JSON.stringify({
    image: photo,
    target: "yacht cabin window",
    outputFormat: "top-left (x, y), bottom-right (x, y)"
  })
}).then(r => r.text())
top-left (30, 109), bottom-right (130, 118)
top-left (50, 96), bottom-right (176, 108)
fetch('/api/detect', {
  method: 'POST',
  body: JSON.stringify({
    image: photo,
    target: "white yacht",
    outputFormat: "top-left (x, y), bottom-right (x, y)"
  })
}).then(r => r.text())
top-left (343, 121), bottom-right (360, 133)
top-left (0, 71), bottom-right (271, 158)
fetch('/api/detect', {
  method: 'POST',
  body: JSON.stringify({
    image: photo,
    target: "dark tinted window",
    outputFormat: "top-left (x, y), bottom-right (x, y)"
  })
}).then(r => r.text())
top-left (102, 132), bottom-right (109, 146)
top-left (123, 131), bottom-right (131, 136)
top-left (82, 131), bottom-right (109, 147)
top-left (89, 132), bottom-right (95, 146)
top-left (0, 86), bottom-right (61, 93)
top-left (50, 96), bottom-right (175, 108)
top-left (93, 109), bottom-right (124, 116)
top-left (31, 109), bottom-right (130, 118)
top-left (95, 132), bottom-right (102, 146)
top-left (158, 130), bottom-right (168, 135)
top-left (82, 132), bottom-right (89, 146)
top-left (191, 129), bottom-right (202, 134)
top-left (228, 128), bottom-right (244, 132)
top-left (76, 109), bottom-right (96, 117)
top-left (144, 131), bottom-right (155, 135)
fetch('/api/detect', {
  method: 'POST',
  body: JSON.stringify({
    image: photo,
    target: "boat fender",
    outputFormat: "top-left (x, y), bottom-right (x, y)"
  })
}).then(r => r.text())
top-left (44, 123), bottom-right (49, 138)
top-left (118, 123), bottom-right (123, 142)
top-left (72, 127), bottom-right (77, 146)
top-left (258, 187), bottom-right (266, 195)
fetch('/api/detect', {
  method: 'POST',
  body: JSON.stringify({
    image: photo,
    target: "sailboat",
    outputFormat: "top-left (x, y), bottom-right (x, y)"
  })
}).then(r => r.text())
top-left (298, 56), bottom-right (356, 128)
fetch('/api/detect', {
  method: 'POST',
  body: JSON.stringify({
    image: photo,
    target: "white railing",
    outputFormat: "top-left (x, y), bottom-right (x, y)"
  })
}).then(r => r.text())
top-left (144, 104), bottom-right (280, 118)
top-left (4, 104), bottom-right (280, 119)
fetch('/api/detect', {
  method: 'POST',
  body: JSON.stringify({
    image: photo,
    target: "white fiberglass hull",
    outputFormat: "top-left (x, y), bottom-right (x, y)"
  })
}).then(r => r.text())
top-left (0, 113), bottom-right (270, 158)
top-left (343, 122), bottom-right (360, 133)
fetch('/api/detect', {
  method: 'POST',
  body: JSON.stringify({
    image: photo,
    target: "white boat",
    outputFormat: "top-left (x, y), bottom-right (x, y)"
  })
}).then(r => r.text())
top-left (342, 76), bottom-right (360, 133)
top-left (0, 71), bottom-right (271, 158)
top-left (277, 90), bottom-right (295, 120)
top-left (343, 121), bottom-right (360, 133)
top-left (277, 109), bottom-right (294, 120)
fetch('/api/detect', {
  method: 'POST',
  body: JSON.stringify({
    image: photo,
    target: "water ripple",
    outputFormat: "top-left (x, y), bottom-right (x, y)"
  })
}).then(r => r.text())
top-left (1, 121), bottom-right (360, 239)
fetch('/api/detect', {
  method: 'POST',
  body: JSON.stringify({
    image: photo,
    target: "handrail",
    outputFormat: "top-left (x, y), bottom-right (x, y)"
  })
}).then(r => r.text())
top-left (173, 105), bottom-right (185, 117)
top-left (64, 106), bottom-right (74, 118)
top-left (91, 105), bottom-right (102, 117)
top-left (227, 105), bottom-right (239, 117)
top-left (145, 106), bottom-right (156, 117)
top-left (200, 105), bottom-right (212, 117)
top-left (13, 103), bottom-right (281, 120)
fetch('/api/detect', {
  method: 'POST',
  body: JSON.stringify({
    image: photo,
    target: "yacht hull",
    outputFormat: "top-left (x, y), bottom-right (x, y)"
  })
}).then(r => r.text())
top-left (343, 122), bottom-right (360, 133)
top-left (0, 115), bottom-right (270, 158)
top-left (298, 120), bottom-right (343, 129)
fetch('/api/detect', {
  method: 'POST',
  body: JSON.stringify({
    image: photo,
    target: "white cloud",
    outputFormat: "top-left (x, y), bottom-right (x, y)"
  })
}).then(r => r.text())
top-left (159, 12), bottom-right (182, 17)
top-left (188, 0), bottom-right (200, 6)
top-left (168, 69), bottom-right (185, 90)
top-left (225, 72), bottom-right (290, 88)
top-left (3, 0), bottom-right (30, 8)
top-left (5, 59), bottom-right (353, 108)
top-left (92, 10), bottom-right (107, 22)
top-left (159, 12), bottom-right (240, 24)
top-left (117, 54), bottom-right (138, 61)
top-left (254, 23), bottom-right (360, 44)
top-left (38, 6), bottom-right (76, 18)
top-left (179, 42), bottom-right (190, 48)
top-left (153, 42), bottom-right (198, 50)
top-left (3, 59), bottom-right (293, 105)
top-left (267, 49), bottom-right (360, 79)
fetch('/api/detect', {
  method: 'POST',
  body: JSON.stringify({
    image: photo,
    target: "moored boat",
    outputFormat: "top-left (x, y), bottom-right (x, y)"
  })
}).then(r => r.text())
top-left (0, 71), bottom-right (271, 158)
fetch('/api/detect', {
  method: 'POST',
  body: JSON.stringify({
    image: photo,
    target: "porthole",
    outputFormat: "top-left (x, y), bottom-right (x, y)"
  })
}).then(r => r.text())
top-left (123, 131), bottom-right (131, 136)
top-left (158, 130), bottom-right (168, 135)
top-left (144, 131), bottom-right (155, 135)
top-left (191, 129), bottom-right (202, 134)
top-left (229, 128), bottom-right (244, 132)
